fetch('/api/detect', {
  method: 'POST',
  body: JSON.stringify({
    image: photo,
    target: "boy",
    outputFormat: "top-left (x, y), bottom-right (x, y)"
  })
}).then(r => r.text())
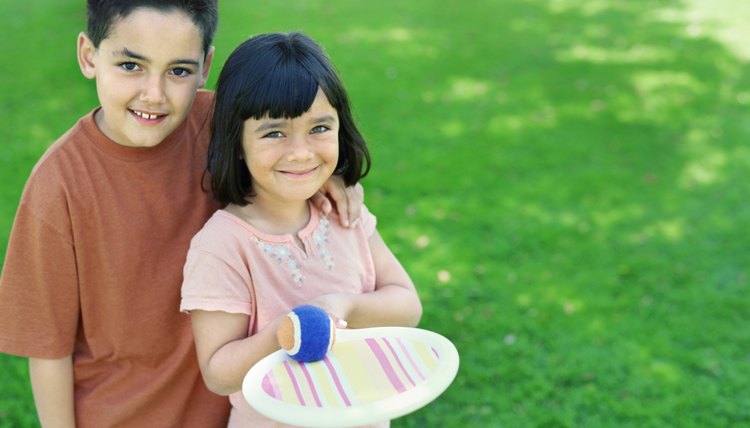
top-left (0, 1), bottom-right (361, 427)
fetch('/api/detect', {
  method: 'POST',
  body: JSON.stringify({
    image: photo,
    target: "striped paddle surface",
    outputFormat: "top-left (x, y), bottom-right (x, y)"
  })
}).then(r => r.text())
top-left (261, 336), bottom-right (440, 407)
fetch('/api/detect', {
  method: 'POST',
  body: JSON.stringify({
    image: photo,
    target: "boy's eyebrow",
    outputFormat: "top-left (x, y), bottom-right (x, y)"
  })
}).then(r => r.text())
top-left (115, 48), bottom-right (200, 67)
top-left (114, 48), bottom-right (147, 60)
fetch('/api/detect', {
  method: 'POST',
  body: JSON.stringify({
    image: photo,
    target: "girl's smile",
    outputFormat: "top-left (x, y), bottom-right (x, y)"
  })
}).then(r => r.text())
top-left (241, 88), bottom-right (340, 207)
top-left (279, 166), bottom-right (319, 178)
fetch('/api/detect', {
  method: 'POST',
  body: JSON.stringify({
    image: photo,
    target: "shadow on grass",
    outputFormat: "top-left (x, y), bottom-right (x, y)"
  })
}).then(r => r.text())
top-left (1, 0), bottom-right (749, 426)
top-left (349, 1), bottom-right (750, 426)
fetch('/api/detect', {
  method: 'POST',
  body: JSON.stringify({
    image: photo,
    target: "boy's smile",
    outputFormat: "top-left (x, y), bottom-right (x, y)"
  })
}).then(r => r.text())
top-left (77, 8), bottom-right (213, 148)
top-left (132, 110), bottom-right (163, 122)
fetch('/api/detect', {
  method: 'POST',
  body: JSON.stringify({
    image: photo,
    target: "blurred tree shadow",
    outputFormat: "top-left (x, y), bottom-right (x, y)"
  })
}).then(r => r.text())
top-left (1, 0), bottom-right (749, 426)
top-left (342, 1), bottom-right (750, 426)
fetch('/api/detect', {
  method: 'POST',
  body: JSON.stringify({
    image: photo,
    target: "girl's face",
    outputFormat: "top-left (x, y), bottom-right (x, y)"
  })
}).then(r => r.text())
top-left (241, 88), bottom-right (339, 206)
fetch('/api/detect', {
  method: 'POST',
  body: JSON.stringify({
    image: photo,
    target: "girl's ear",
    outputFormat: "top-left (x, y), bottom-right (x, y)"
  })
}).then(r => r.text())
top-left (77, 32), bottom-right (97, 79)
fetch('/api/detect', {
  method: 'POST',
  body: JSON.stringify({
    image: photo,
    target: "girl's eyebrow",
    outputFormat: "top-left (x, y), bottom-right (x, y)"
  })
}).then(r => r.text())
top-left (313, 114), bottom-right (337, 124)
top-left (254, 120), bottom-right (286, 133)
top-left (254, 114), bottom-right (337, 132)
top-left (114, 48), bottom-right (200, 67)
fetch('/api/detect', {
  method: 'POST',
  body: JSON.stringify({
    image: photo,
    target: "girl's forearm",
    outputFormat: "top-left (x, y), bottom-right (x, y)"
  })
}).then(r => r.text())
top-left (199, 316), bottom-right (283, 395)
top-left (342, 285), bottom-right (422, 329)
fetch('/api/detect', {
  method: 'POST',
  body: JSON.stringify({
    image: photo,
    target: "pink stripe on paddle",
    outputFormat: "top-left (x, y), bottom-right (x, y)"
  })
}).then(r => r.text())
top-left (323, 356), bottom-right (352, 407)
top-left (383, 337), bottom-right (416, 387)
top-left (299, 362), bottom-right (323, 407)
top-left (262, 372), bottom-right (282, 399)
top-left (283, 360), bottom-right (306, 406)
top-left (366, 338), bottom-right (406, 393)
top-left (396, 337), bottom-right (427, 382)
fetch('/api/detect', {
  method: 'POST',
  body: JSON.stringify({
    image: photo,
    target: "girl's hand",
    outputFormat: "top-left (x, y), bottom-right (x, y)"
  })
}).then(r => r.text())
top-left (308, 293), bottom-right (353, 329)
top-left (311, 177), bottom-right (364, 228)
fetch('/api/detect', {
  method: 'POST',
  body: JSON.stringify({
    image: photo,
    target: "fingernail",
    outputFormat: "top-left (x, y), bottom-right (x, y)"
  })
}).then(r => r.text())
top-left (336, 319), bottom-right (348, 328)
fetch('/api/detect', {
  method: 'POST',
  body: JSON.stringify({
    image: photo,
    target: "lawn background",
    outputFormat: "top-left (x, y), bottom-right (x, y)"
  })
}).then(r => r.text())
top-left (2, 0), bottom-right (750, 426)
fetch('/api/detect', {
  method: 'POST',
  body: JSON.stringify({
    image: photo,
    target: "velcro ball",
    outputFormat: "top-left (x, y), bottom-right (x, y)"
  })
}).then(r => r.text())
top-left (277, 305), bottom-right (336, 362)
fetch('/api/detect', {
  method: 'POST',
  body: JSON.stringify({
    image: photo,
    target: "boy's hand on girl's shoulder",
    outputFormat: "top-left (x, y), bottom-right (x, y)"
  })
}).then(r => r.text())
top-left (312, 179), bottom-right (364, 228)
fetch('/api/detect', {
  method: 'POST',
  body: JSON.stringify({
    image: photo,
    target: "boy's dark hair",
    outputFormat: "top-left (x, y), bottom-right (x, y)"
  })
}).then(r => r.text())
top-left (86, 0), bottom-right (217, 55)
top-left (208, 32), bottom-right (371, 206)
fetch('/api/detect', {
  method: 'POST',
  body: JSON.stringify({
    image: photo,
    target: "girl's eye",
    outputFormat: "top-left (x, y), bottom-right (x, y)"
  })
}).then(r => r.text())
top-left (119, 62), bottom-right (140, 72)
top-left (171, 67), bottom-right (193, 77)
top-left (311, 125), bottom-right (330, 134)
top-left (263, 131), bottom-right (284, 139)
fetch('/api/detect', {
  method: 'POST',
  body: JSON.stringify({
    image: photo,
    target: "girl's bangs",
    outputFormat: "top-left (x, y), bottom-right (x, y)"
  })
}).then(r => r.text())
top-left (245, 64), bottom-right (319, 120)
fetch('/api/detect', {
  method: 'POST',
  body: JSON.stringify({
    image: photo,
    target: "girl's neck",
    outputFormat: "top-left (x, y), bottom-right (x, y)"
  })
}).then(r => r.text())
top-left (227, 198), bottom-right (311, 237)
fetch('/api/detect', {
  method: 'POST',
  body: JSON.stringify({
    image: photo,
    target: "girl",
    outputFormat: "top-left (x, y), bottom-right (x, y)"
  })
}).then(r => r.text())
top-left (180, 32), bottom-right (422, 427)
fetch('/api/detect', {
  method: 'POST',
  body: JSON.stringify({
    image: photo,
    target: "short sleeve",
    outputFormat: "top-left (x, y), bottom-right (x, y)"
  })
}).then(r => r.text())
top-left (180, 226), bottom-right (254, 316)
top-left (0, 187), bottom-right (80, 358)
top-left (358, 204), bottom-right (377, 238)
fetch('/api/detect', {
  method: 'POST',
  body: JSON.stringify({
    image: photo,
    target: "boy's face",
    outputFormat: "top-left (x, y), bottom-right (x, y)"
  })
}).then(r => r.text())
top-left (77, 8), bottom-right (213, 148)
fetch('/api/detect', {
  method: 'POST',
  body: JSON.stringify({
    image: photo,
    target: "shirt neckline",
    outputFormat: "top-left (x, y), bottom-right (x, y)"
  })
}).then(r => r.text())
top-left (80, 107), bottom-right (187, 162)
top-left (217, 201), bottom-right (322, 244)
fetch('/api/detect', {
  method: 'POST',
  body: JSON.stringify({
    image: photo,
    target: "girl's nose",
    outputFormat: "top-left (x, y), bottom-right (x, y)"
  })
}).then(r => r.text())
top-left (286, 134), bottom-right (313, 161)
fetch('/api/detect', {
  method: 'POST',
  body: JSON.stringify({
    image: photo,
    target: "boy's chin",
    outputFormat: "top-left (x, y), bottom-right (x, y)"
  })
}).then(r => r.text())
top-left (120, 127), bottom-right (177, 148)
top-left (116, 136), bottom-right (167, 148)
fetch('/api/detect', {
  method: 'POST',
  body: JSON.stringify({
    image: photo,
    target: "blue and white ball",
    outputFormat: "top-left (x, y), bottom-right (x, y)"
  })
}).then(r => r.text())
top-left (277, 305), bottom-right (336, 362)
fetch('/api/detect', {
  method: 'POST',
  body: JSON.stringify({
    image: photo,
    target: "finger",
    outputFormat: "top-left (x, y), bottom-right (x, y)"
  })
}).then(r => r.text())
top-left (313, 304), bottom-right (347, 329)
top-left (335, 191), bottom-right (350, 228)
top-left (342, 183), bottom-right (364, 227)
top-left (311, 190), bottom-right (333, 215)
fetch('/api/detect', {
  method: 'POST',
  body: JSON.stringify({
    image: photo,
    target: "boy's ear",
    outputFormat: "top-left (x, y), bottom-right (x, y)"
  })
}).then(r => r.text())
top-left (199, 46), bottom-right (215, 88)
top-left (77, 32), bottom-right (97, 79)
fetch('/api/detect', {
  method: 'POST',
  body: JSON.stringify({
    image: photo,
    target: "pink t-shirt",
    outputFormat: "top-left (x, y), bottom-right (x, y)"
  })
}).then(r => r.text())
top-left (181, 202), bottom-right (386, 427)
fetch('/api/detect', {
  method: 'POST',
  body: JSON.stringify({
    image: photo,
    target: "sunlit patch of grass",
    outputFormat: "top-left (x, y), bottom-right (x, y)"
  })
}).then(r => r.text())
top-left (2, 0), bottom-right (750, 427)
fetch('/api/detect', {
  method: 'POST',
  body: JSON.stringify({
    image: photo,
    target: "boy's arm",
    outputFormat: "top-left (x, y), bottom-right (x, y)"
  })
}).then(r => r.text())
top-left (29, 356), bottom-right (76, 428)
top-left (311, 177), bottom-right (364, 228)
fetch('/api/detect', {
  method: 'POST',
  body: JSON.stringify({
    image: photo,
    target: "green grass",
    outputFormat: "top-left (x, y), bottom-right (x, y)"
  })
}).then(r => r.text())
top-left (2, 0), bottom-right (750, 426)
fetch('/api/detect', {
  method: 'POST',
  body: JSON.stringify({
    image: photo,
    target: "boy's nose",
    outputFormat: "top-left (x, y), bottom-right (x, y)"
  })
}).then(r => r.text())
top-left (140, 75), bottom-right (167, 104)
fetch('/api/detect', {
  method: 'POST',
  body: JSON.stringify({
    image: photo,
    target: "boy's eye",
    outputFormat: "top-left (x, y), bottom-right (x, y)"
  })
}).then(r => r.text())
top-left (171, 67), bottom-right (193, 77)
top-left (263, 131), bottom-right (284, 139)
top-left (311, 125), bottom-right (330, 134)
top-left (119, 62), bottom-right (140, 72)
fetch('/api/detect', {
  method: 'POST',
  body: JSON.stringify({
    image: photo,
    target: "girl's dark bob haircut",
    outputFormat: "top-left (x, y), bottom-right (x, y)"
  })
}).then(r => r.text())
top-left (208, 32), bottom-right (371, 206)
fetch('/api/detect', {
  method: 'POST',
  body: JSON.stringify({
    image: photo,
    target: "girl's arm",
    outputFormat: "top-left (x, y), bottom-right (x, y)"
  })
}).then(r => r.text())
top-left (311, 177), bottom-right (364, 228)
top-left (29, 356), bottom-right (76, 428)
top-left (190, 310), bottom-right (282, 395)
top-left (312, 230), bottom-right (422, 329)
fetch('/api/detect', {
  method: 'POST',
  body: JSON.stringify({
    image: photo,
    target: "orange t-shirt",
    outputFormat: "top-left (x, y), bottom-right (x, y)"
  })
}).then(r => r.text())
top-left (0, 90), bottom-right (230, 427)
